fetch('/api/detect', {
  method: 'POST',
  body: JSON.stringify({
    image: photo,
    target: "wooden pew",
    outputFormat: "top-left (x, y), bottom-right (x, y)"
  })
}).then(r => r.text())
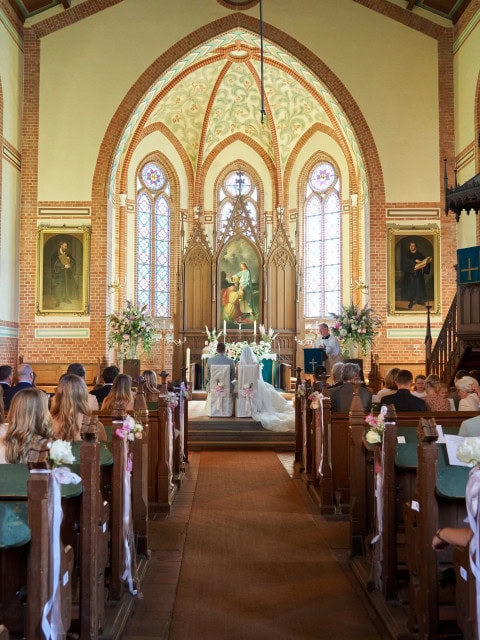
top-left (147, 401), bottom-right (177, 512)
top-left (453, 544), bottom-right (477, 640)
top-left (0, 467), bottom-right (76, 638)
top-left (403, 420), bottom-right (469, 639)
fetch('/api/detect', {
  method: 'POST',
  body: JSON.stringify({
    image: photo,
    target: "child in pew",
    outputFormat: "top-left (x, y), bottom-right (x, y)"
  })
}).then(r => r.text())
top-left (101, 373), bottom-right (135, 413)
top-left (0, 387), bottom-right (53, 463)
top-left (51, 373), bottom-right (107, 442)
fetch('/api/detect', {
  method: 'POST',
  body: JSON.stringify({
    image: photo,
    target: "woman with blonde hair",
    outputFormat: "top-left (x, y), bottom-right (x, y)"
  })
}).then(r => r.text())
top-left (142, 369), bottom-right (160, 403)
top-left (377, 367), bottom-right (400, 401)
top-left (455, 375), bottom-right (480, 411)
top-left (425, 374), bottom-right (451, 411)
top-left (101, 373), bottom-right (135, 413)
top-left (1, 387), bottom-right (53, 464)
top-left (51, 373), bottom-right (106, 441)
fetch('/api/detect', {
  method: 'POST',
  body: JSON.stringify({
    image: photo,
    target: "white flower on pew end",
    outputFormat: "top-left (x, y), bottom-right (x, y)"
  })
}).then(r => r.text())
top-left (308, 390), bottom-right (322, 409)
top-left (48, 439), bottom-right (76, 466)
top-left (364, 406), bottom-right (387, 444)
top-left (296, 383), bottom-right (306, 398)
top-left (365, 429), bottom-right (382, 444)
top-left (457, 437), bottom-right (480, 467)
top-left (166, 391), bottom-right (178, 408)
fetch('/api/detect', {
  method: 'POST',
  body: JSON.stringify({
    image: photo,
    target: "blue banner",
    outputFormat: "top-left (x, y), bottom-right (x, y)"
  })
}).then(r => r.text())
top-left (457, 247), bottom-right (480, 284)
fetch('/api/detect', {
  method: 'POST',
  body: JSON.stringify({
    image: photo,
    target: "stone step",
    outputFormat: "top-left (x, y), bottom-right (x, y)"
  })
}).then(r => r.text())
top-left (188, 417), bottom-right (295, 451)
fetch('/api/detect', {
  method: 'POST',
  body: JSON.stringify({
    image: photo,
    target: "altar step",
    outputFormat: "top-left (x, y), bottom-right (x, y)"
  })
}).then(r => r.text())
top-left (187, 416), bottom-right (295, 451)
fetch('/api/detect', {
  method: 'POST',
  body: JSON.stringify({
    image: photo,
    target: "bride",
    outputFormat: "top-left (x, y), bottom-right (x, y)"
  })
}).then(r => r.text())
top-left (237, 345), bottom-right (294, 432)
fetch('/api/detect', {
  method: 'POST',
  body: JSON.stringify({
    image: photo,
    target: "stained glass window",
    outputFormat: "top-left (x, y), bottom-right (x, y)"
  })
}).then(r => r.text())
top-left (136, 160), bottom-right (170, 317)
top-left (218, 169), bottom-right (257, 230)
top-left (304, 161), bottom-right (341, 317)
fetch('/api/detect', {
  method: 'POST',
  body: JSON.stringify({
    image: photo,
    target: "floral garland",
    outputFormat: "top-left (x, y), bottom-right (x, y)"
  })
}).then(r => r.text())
top-left (330, 302), bottom-right (382, 356)
top-left (107, 300), bottom-right (157, 359)
top-left (202, 326), bottom-right (277, 362)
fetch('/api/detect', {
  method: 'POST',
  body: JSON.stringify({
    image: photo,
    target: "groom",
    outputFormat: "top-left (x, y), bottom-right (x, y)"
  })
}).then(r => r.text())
top-left (206, 342), bottom-right (235, 392)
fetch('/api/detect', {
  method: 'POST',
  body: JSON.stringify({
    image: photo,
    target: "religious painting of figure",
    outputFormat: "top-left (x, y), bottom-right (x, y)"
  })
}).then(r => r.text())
top-left (219, 238), bottom-right (260, 329)
top-left (37, 226), bottom-right (91, 315)
top-left (387, 225), bottom-right (440, 315)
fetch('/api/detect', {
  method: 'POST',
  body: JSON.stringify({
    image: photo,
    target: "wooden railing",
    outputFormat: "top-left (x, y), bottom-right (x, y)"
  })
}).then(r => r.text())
top-left (426, 293), bottom-right (460, 382)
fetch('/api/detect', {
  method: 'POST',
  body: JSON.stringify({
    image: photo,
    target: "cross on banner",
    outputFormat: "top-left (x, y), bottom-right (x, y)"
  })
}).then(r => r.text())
top-left (303, 348), bottom-right (324, 374)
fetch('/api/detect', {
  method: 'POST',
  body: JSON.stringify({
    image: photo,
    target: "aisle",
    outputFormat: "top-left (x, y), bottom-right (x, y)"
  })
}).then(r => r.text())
top-left (168, 451), bottom-right (384, 640)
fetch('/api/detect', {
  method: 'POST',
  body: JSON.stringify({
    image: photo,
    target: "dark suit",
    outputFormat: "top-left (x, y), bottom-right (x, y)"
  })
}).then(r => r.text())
top-left (0, 382), bottom-right (11, 398)
top-left (330, 382), bottom-right (371, 413)
top-left (206, 354), bottom-right (235, 391)
top-left (90, 383), bottom-right (113, 408)
top-left (381, 388), bottom-right (427, 411)
top-left (4, 381), bottom-right (34, 411)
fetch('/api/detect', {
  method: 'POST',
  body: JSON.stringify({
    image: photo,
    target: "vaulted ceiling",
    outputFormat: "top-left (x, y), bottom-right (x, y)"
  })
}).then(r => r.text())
top-left (6, 0), bottom-right (474, 23)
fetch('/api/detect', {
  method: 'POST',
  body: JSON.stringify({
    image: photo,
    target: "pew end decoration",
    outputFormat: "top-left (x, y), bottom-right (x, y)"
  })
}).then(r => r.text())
top-left (47, 440), bottom-right (76, 467)
top-left (107, 300), bottom-right (157, 359)
top-left (329, 302), bottom-right (382, 357)
top-left (457, 437), bottom-right (480, 640)
top-left (364, 405), bottom-right (387, 445)
top-left (308, 390), bottom-right (322, 409)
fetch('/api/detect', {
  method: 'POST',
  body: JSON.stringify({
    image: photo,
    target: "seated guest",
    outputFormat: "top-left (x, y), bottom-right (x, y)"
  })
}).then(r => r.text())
top-left (411, 374), bottom-right (427, 399)
top-left (90, 365), bottom-right (120, 408)
top-left (376, 367), bottom-right (400, 401)
top-left (330, 362), bottom-right (371, 413)
top-left (143, 369), bottom-right (160, 403)
top-left (458, 412), bottom-right (480, 436)
top-left (101, 373), bottom-right (135, 413)
top-left (0, 364), bottom-right (13, 396)
top-left (455, 375), bottom-right (480, 411)
top-left (66, 362), bottom-right (99, 411)
top-left (51, 374), bottom-right (107, 442)
top-left (329, 362), bottom-right (344, 389)
top-left (450, 369), bottom-right (470, 409)
top-left (0, 388), bottom-right (53, 464)
top-left (424, 374), bottom-right (451, 411)
top-left (4, 363), bottom-right (35, 411)
top-left (381, 369), bottom-right (427, 411)
top-left (0, 387), bottom-right (6, 462)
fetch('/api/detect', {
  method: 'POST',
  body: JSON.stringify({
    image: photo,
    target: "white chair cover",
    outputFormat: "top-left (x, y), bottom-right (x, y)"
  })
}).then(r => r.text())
top-left (205, 364), bottom-right (233, 417)
top-left (235, 364), bottom-right (259, 417)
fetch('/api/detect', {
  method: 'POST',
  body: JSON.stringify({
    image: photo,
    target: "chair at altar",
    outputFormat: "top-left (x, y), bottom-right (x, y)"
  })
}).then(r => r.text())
top-left (205, 364), bottom-right (234, 417)
top-left (235, 363), bottom-right (259, 418)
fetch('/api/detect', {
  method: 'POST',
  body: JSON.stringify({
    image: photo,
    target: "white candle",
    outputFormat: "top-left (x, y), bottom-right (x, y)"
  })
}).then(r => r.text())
top-left (223, 320), bottom-right (227, 338)
top-left (186, 348), bottom-right (190, 382)
top-left (253, 321), bottom-right (257, 338)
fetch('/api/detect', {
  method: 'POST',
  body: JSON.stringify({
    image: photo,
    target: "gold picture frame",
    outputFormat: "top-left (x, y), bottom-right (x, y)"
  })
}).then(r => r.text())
top-left (387, 224), bottom-right (440, 316)
top-left (37, 225), bottom-right (91, 315)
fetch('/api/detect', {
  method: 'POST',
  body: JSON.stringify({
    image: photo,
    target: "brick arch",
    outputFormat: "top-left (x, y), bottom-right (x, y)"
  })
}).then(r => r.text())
top-left (91, 12), bottom-right (384, 343)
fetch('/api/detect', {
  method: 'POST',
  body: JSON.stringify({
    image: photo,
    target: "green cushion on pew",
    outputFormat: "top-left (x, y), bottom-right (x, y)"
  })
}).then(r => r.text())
top-left (70, 441), bottom-right (113, 466)
top-left (0, 501), bottom-right (30, 548)
top-left (0, 464), bottom-right (83, 499)
top-left (147, 402), bottom-right (158, 411)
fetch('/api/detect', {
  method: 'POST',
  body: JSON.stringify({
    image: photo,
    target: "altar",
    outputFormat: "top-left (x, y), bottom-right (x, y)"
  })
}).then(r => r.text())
top-left (200, 352), bottom-right (278, 389)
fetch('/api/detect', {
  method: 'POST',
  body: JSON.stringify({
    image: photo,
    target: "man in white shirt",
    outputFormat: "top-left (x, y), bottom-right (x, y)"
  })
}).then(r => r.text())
top-left (314, 323), bottom-right (343, 375)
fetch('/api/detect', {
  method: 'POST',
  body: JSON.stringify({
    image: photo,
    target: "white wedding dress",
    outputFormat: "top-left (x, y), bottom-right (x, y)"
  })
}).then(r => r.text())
top-left (237, 346), bottom-right (294, 432)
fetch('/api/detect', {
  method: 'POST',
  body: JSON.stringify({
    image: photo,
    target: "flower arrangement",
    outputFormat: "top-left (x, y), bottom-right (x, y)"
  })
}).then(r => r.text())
top-left (166, 391), bottom-right (178, 409)
top-left (204, 325), bottom-right (224, 344)
top-left (48, 440), bottom-right (76, 466)
top-left (215, 380), bottom-right (225, 393)
top-left (296, 383), bottom-right (306, 398)
top-left (241, 383), bottom-right (254, 398)
top-left (107, 300), bottom-right (157, 359)
top-left (202, 327), bottom-right (277, 362)
top-left (330, 302), bottom-right (382, 356)
top-left (457, 437), bottom-right (480, 467)
top-left (115, 415), bottom-right (144, 441)
top-left (308, 390), bottom-right (322, 409)
top-left (364, 406), bottom-right (387, 444)
top-left (258, 324), bottom-right (277, 344)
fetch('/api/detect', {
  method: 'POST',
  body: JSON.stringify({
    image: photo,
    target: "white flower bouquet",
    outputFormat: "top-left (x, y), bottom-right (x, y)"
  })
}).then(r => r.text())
top-left (364, 406), bottom-right (387, 444)
top-left (48, 440), bottom-right (76, 466)
top-left (457, 437), bottom-right (480, 467)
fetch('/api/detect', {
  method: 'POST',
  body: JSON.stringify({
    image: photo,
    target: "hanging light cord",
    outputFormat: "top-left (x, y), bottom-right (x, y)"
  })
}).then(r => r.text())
top-left (260, 0), bottom-right (266, 124)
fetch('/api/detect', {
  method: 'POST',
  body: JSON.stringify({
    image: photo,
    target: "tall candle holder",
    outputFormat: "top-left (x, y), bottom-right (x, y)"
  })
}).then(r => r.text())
top-left (155, 318), bottom-right (186, 372)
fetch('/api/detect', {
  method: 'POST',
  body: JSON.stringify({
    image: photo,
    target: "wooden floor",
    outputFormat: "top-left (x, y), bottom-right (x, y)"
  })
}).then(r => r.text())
top-left (121, 451), bottom-right (389, 640)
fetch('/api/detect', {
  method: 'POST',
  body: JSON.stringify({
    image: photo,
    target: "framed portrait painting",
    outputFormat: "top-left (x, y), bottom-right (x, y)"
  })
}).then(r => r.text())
top-left (218, 237), bottom-right (260, 329)
top-left (37, 225), bottom-right (91, 315)
top-left (387, 225), bottom-right (440, 315)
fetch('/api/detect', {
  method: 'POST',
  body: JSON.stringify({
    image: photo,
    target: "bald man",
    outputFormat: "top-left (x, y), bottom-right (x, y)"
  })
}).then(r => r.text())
top-left (4, 364), bottom-right (35, 410)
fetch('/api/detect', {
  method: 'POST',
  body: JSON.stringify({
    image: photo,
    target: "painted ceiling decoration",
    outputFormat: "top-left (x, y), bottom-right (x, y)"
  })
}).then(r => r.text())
top-left (110, 28), bottom-right (368, 201)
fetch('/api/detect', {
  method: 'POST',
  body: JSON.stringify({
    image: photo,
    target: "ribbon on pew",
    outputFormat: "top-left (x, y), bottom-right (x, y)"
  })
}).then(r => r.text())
top-left (118, 434), bottom-right (140, 597)
top-left (465, 466), bottom-right (480, 639)
top-left (310, 392), bottom-right (325, 478)
top-left (370, 405), bottom-right (388, 591)
top-left (35, 467), bottom-right (81, 640)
